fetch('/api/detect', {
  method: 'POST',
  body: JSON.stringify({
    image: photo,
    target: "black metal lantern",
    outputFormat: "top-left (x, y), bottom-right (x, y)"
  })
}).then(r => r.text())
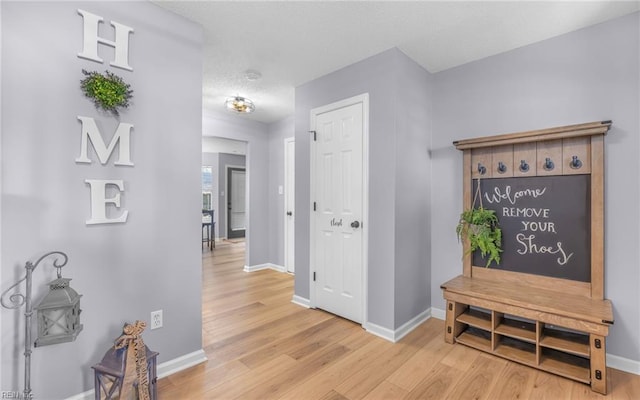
top-left (35, 277), bottom-right (83, 347)
top-left (92, 322), bottom-right (158, 400)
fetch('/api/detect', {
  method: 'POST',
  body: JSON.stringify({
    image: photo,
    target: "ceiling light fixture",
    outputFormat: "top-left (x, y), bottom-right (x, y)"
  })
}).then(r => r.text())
top-left (244, 70), bottom-right (262, 81)
top-left (225, 96), bottom-right (255, 114)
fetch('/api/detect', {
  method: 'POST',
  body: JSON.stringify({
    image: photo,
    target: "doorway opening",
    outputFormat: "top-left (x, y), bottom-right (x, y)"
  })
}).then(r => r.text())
top-left (202, 137), bottom-right (248, 245)
top-left (226, 166), bottom-right (246, 239)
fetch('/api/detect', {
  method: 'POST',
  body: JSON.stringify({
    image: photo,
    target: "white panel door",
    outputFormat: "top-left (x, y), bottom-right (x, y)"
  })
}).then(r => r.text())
top-left (312, 100), bottom-right (364, 323)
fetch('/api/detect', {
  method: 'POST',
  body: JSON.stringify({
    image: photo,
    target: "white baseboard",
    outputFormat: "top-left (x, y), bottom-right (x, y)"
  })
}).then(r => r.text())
top-left (432, 307), bottom-right (640, 376)
top-left (66, 349), bottom-right (207, 400)
top-left (394, 309), bottom-right (432, 342)
top-left (243, 263), bottom-right (286, 273)
top-left (365, 308), bottom-right (432, 343)
top-left (291, 295), bottom-right (311, 308)
top-left (430, 307), bottom-right (446, 320)
top-left (66, 390), bottom-right (93, 400)
top-left (608, 353), bottom-right (640, 375)
top-left (157, 349), bottom-right (208, 379)
top-left (364, 321), bottom-right (395, 342)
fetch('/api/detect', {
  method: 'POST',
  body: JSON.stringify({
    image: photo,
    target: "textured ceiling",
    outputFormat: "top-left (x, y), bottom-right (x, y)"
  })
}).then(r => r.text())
top-left (154, 1), bottom-right (640, 124)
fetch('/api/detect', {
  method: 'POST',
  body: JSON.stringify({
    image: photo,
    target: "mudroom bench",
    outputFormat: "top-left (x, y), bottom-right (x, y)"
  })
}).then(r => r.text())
top-left (444, 121), bottom-right (614, 394)
top-left (441, 274), bottom-right (613, 394)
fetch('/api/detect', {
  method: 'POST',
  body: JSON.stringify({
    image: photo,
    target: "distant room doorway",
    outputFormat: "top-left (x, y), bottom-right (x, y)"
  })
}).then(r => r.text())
top-left (227, 167), bottom-right (246, 239)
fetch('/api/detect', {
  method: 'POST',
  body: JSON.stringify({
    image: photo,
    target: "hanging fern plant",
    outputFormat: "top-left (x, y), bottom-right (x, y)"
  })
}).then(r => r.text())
top-left (80, 69), bottom-right (133, 116)
top-left (456, 207), bottom-right (503, 267)
top-left (455, 178), bottom-right (503, 267)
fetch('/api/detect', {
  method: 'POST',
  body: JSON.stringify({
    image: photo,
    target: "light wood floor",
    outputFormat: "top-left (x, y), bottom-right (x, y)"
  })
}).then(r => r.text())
top-left (157, 240), bottom-right (640, 399)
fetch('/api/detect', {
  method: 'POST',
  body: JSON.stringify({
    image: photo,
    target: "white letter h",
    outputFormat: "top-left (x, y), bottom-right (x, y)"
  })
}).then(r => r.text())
top-left (77, 9), bottom-right (134, 71)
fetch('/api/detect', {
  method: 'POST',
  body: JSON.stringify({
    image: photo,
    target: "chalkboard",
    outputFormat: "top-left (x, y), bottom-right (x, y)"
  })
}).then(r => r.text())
top-left (472, 175), bottom-right (591, 282)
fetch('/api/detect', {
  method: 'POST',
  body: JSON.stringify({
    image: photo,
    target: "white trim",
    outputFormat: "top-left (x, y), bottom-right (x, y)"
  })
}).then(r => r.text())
top-left (394, 309), bottom-right (432, 342)
top-left (607, 354), bottom-right (640, 375)
top-left (431, 307), bottom-right (640, 376)
top-left (364, 309), bottom-right (432, 343)
top-left (364, 321), bottom-right (396, 342)
top-left (157, 349), bottom-right (208, 379)
top-left (291, 295), bottom-right (311, 308)
top-left (243, 263), bottom-right (286, 273)
top-left (65, 390), bottom-right (93, 400)
top-left (309, 93), bottom-right (370, 327)
top-left (283, 136), bottom-right (295, 274)
top-left (430, 307), bottom-right (446, 320)
top-left (362, 94), bottom-right (370, 329)
top-left (66, 349), bottom-right (208, 400)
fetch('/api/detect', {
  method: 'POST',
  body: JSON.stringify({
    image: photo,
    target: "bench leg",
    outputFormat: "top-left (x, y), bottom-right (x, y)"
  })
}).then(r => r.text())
top-left (590, 334), bottom-right (607, 394)
top-left (444, 300), bottom-right (466, 344)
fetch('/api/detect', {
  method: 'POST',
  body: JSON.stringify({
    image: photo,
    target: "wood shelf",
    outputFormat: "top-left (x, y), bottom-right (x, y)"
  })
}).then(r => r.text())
top-left (456, 327), bottom-right (491, 352)
top-left (495, 318), bottom-right (536, 343)
top-left (456, 308), bottom-right (492, 331)
top-left (540, 348), bottom-right (590, 384)
top-left (540, 328), bottom-right (590, 357)
top-left (494, 337), bottom-right (536, 365)
top-left (443, 296), bottom-right (609, 394)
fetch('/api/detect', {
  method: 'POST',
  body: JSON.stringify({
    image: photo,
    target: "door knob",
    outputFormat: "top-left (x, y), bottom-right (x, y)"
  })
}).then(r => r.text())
top-left (287, 211), bottom-right (292, 216)
top-left (350, 220), bottom-right (360, 229)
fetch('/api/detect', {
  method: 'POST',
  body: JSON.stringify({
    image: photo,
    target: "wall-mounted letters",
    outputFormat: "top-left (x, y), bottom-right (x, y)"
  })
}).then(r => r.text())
top-left (77, 9), bottom-right (135, 225)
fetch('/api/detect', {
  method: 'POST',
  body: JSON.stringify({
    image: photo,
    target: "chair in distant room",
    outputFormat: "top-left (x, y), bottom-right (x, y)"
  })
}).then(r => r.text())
top-left (202, 209), bottom-right (215, 250)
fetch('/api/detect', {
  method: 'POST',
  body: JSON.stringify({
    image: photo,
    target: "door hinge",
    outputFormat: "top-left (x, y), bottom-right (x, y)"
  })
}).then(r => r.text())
top-left (309, 130), bottom-right (317, 141)
top-left (313, 202), bottom-right (316, 211)
top-left (313, 272), bottom-right (316, 281)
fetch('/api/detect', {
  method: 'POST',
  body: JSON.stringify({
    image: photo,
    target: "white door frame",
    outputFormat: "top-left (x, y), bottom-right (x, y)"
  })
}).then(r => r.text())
top-left (224, 164), bottom-right (246, 239)
top-left (284, 137), bottom-right (295, 273)
top-left (309, 93), bottom-right (369, 327)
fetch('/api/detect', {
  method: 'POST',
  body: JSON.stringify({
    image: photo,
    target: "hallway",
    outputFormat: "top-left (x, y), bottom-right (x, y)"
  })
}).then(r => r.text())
top-left (156, 241), bottom-right (640, 399)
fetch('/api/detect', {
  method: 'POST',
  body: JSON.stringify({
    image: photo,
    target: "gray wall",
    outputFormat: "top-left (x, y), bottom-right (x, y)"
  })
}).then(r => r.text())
top-left (202, 110), bottom-right (270, 266)
top-left (295, 48), bottom-right (432, 330)
top-left (1, 2), bottom-right (203, 398)
top-left (393, 53), bottom-right (433, 327)
top-left (431, 12), bottom-right (640, 363)
top-left (267, 116), bottom-right (294, 266)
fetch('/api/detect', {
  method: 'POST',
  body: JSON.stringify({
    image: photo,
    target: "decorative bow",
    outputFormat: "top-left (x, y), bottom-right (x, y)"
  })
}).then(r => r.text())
top-left (114, 321), bottom-right (149, 400)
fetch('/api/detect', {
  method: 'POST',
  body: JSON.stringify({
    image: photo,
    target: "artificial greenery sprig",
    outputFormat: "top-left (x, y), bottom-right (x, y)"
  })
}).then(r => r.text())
top-left (80, 69), bottom-right (133, 116)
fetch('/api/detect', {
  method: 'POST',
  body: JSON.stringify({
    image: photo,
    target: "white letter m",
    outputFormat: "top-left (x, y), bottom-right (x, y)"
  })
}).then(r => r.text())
top-left (76, 116), bottom-right (134, 166)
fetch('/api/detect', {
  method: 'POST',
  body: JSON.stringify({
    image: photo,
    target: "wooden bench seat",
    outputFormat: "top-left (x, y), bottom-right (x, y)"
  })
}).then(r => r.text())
top-left (442, 275), bottom-right (613, 330)
top-left (441, 274), bottom-right (614, 394)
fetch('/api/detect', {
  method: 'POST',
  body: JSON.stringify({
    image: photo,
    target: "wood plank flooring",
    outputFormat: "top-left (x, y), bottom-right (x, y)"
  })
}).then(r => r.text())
top-left (157, 240), bottom-right (640, 399)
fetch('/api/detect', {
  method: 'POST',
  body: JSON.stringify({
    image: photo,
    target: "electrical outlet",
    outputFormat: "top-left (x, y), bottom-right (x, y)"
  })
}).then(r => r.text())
top-left (150, 310), bottom-right (163, 330)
